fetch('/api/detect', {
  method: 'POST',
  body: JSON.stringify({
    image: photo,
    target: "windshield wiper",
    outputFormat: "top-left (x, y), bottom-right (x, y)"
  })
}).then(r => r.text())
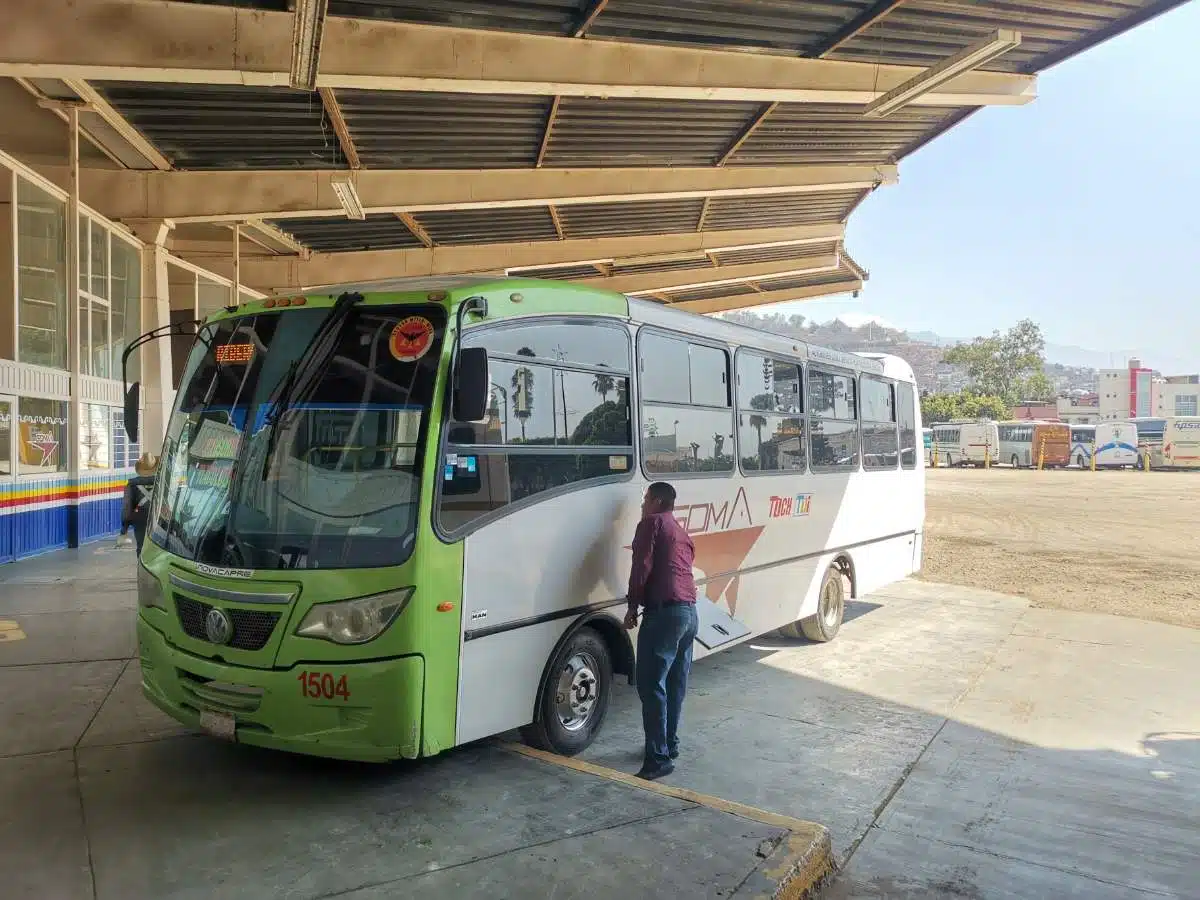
top-left (260, 291), bottom-right (362, 474)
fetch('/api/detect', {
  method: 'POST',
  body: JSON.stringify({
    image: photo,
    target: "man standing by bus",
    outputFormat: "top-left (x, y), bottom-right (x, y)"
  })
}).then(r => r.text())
top-left (624, 482), bottom-right (699, 781)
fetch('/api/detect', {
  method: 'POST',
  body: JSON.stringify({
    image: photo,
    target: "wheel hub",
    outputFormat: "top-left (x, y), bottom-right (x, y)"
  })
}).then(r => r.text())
top-left (555, 652), bottom-right (599, 732)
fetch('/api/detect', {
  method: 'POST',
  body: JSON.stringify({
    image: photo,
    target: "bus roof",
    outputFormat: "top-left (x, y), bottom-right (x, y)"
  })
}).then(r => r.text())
top-left (225, 275), bottom-right (901, 380)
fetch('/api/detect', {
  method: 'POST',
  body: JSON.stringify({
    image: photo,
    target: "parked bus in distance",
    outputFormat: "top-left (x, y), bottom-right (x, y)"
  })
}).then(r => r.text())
top-left (1134, 416), bottom-right (1200, 469)
top-left (922, 427), bottom-right (933, 466)
top-left (931, 421), bottom-right (998, 467)
top-left (124, 277), bottom-right (926, 763)
top-left (1071, 422), bottom-right (1138, 469)
top-left (998, 421), bottom-right (1070, 468)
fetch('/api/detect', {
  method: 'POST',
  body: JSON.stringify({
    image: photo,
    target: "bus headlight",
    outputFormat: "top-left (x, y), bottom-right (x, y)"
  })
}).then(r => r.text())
top-left (137, 562), bottom-right (166, 610)
top-left (295, 588), bottom-right (413, 645)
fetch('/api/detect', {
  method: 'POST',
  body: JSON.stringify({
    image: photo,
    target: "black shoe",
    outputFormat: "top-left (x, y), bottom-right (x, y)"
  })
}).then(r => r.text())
top-left (669, 747), bottom-right (679, 760)
top-left (636, 761), bottom-right (675, 781)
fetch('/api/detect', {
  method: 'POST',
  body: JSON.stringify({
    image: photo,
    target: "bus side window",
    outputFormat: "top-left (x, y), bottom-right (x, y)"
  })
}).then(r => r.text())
top-left (808, 366), bottom-right (859, 471)
top-left (861, 375), bottom-right (898, 470)
top-left (896, 382), bottom-right (917, 469)
top-left (437, 320), bottom-right (635, 534)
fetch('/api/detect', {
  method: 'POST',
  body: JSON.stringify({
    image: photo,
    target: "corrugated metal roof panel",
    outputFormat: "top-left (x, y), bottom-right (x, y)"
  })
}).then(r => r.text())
top-left (611, 256), bottom-right (713, 276)
top-left (705, 190), bottom-right (861, 231)
top-left (826, 1), bottom-right (1146, 74)
top-left (329, 0), bottom-right (587, 34)
top-left (755, 266), bottom-right (860, 291)
top-left (95, 83), bottom-right (344, 170)
top-left (586, 0), bottom-right (869, 53)
top-left (269, 215), bottom-right (426, 252)
top-left (415, 206), bottom-right (560, 245)
top-left (727, 103), bottom-right (957, 166)
top-left (661, 282), bottom-right (755, 303)
top-left (541, 97), bottom-right (759, 167)
top-left (558, 199), bottom-right (705, 238)
top-left (507, 263), bottom-right (607, 279)
top-left (337, 90), bottom-right (550, 168)
top-left (711, 241), bottom-right (839, 266)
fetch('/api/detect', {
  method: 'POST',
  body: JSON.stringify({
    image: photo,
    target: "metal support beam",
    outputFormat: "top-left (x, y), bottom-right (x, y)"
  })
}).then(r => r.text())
top-left (573, 0), bottom-right (610, 38)
top-left (65, 164), bottom-right (897, 224)
top-left (670, 278), bottom-right (863, 315)
top-left (243, 219), bottom-right (312, 258)
top-left (218, 224), bottom-right (846, 291)
top-left (396, 212), bottom-right (434, 248)
top-left (718, 102), bottom-right (778, 166)
top-left (809, 1), bottom-right (909, 58)
top-left (64, 79), bottom-right (172, 170)
top-left (66, 105), bottom-right (81, 480)
top-left (536, 96), bottom-right (561, 168)
top-left (232, 223), bottom-right (241, 301)
top-left (0, 1), bottom-right (1037, 107)
top-left (319, 87), bottom-right (360, 169)
top-left (548, 205), bottom-right (565, 240)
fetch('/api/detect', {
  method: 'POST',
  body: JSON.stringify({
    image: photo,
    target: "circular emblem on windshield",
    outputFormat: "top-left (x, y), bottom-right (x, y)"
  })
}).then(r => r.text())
top-left (389, 316), bottom-right (435, 362)
top-left (204, 608), bottom-right (233, 645)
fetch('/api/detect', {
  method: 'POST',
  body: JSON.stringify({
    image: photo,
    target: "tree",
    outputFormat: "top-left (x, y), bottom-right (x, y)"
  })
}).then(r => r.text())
top-left (920, 391), bottom-right (1010, 425)
top-left (941, 319), bottom-right (1052, 403)
top-left (592, 372), bottom-right (615, 403)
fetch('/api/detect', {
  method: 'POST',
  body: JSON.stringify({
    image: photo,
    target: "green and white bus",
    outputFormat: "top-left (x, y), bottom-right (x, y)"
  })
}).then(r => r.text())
top-left (128, 278), bottom-right (925, 762)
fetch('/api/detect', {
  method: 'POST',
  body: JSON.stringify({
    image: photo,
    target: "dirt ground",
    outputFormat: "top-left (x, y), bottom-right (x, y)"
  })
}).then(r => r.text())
top-left (922, 467), bottom-right (1200, 629)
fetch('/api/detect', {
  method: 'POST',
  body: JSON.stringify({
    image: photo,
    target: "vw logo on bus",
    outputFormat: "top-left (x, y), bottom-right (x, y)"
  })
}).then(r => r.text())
top-left (204, 608), bottom-right (233, 645)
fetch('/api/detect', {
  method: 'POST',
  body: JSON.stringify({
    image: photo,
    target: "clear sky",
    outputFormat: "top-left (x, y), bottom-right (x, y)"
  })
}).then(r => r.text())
top-left (780, 2), bottom-right (1200, 373)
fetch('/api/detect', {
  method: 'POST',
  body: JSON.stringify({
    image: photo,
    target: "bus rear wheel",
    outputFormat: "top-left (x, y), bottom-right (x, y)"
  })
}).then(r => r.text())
top-left (521, 626), bottom-right (612, 756)
top-left (781, 565), bottom-right (846, 643)
top-left (1011, 454), bottom-right (1020, 469)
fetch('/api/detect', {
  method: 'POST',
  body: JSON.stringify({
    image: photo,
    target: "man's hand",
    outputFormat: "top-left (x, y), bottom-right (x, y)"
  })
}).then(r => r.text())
top-left (623, 609), bottom-right (638, 630)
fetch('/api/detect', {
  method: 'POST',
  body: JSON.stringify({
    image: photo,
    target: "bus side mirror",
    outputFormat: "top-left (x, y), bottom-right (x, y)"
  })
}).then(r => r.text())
top-left (453, 347), bottom-right (489, 422)
top-left (124, 382), bottom-right (141, 443)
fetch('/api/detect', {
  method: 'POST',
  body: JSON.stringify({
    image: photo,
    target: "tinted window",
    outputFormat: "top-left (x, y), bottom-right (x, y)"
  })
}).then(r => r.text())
top-left (810, 419), bottom-right (859, 470)
top-left (861, 376), bottom-right (895, 423)
top-left (473, 321), bottom-right (630, 372)
top-left (897, 382), bottom-right (917, 469)
top-left (689, 343), bottom-right (730, 407)
top-left (862, 423), bottom-right (899, 470)
top-left (556, 370), bottom-right (631, 446)
top-left (642, 404), bottom-right (734, 474)
top-left (740, 414), bottom-right (805, 472)
top-left (861, 376), bottom-right (897, 470)
top-left (475, 359), bottom-right (558, 445)
top-left (737, 352), bottom-right (802, 414)
top-left (809, 369), bottom-right (857, 420)
top-left (640, 333), bottom-right (691, 404)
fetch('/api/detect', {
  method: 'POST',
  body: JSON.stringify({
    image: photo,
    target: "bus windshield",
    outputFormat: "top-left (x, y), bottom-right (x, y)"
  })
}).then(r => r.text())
top-left (151, 304), bottom-right (446, 570)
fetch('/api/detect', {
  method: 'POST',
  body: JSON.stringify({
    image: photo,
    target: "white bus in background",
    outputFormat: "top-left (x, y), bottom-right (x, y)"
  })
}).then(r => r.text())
top-left (930, 420), bottom-right (998, 467)
top-left (1070, 422), bottom-right (1138, 469)
top-left (1136, 416), bottom-right (1200, 469)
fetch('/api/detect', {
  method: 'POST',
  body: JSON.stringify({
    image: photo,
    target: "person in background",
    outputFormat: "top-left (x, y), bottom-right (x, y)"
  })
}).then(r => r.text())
top-left (120, 453), bottom-right (159, 554)
top-left (624, 481), bottom-right (698, 781)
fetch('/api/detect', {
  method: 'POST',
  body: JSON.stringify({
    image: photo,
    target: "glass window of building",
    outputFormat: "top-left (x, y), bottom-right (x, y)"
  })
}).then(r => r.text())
top-left (17, 398), bottom-right (69, 474)
top-left (81, 404), bottom-right (111, 469)
top-left (17, 178), bottom-right (68, 370)
top-left (0, 400), bottom-right (12, 476)
top-left (111, 238), bottom-right (141, 382)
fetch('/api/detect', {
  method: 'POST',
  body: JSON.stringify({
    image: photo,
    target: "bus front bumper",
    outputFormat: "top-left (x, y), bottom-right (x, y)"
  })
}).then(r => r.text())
top-left (137, 615), bottom-right (425, 763)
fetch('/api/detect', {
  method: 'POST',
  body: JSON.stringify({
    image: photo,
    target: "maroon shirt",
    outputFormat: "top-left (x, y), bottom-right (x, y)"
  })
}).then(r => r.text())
top-left (627, 511), bottom-right (697, 614)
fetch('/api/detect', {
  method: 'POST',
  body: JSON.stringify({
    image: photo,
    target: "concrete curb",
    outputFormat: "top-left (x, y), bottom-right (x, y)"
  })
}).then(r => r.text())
top-left (500, 742), bottom-right (835, 898)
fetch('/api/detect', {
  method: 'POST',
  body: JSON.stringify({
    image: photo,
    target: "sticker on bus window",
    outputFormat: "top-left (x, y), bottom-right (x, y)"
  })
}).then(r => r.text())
top-left (609, 456), bottom-right (629, 471)
top-left (389, 316), bottom-right (435, 362)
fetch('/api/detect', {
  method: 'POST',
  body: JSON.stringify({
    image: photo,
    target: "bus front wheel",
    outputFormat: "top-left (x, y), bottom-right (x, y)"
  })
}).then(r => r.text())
top-left (521, 626), bottom-right (612, 756)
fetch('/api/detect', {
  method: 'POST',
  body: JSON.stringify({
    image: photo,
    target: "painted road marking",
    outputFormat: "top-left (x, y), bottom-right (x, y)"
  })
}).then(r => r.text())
top-left (0, 619), bottom-right (27, 642)
top-left (499, 741), bottom-right (834, 897)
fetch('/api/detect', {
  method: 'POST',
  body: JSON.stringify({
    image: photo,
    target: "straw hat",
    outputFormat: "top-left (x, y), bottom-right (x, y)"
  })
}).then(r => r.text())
top-left (134, 453), bottom-right (159, 477)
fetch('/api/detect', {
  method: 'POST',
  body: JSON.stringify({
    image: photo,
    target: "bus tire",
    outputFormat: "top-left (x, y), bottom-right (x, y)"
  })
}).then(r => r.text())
top-left (944, 453), bottom-right (953, 467)
top-left (1077, 454), bottom-right (1086, 468)
top-left (1010, 454), bottom-right (1019, 469)
top-left (520, 626), bottom-right (612, 756)
top-left (798, 565), bottom-right (846, 643)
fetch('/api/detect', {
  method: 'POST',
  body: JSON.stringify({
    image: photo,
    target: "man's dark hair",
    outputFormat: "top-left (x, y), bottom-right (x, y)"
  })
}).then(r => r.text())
top-left (646, 481), bottom-right (677, 511)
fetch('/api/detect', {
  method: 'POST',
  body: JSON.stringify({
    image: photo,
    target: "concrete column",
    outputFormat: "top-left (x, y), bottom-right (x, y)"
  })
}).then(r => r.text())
top-left (126, 219), bottom-right (174, 453)
top-left (66, 105), bottom-right (81, 480)
top-left (0, 171), bottom-right (13, 360)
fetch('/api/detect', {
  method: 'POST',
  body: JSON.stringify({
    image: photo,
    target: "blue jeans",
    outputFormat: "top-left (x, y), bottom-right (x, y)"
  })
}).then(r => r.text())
top-left (636, 603), bottom-right (699, 767)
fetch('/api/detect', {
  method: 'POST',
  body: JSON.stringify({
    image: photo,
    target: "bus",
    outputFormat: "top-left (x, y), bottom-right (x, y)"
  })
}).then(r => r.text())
top-left (997, 421), bottom-right (1070, 468)
top-left (930, 421), bottom-right (998, 467)
top-left (1070, 423), bottom-right (1138, 469)
top-left (125, 278), bottom-right (925, 762)
top-left (1133, 416), bottom-right (1200, 469)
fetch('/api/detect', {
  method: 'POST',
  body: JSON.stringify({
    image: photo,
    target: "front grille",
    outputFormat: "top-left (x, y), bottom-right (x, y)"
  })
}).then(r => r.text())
top-left (174, 595), bottom-right (281, 651)
top-left (178, 670), bottom-right (265, 714)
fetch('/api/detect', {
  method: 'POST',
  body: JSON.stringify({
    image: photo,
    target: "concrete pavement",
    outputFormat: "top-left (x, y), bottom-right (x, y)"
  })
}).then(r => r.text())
top-left (1, 545), bottom-right (1197, 899)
